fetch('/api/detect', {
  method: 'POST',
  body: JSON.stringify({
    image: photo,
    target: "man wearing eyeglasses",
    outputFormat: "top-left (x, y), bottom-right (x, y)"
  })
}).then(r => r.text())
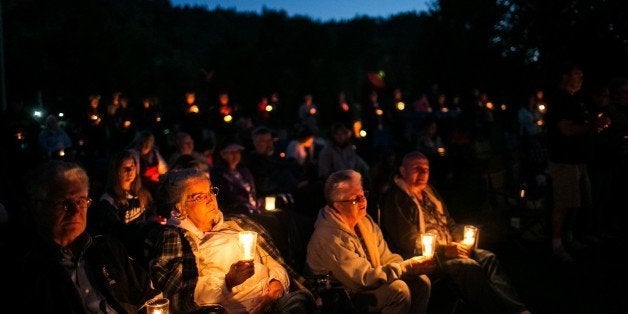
top-left (2, 160), bottom-right (158, 313)
top-left (380, 151), bottom-right (530, 314)
top-left (306, 169), bottom-right (434, 314)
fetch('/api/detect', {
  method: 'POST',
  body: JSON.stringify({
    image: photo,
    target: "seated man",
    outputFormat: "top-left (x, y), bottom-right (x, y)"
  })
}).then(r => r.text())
top-left (149, 168), bottom-right (314, 313)
top-left (380, 151), bottom-right (530, 314)
top-left (2, 160), bottom-right (158, 312)
top-left (306, 169), bottom-right (433, 314)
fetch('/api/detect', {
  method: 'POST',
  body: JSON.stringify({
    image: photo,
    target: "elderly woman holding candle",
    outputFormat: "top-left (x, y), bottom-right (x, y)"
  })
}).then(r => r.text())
top-left (306, 169), bottom-right (434, 314)
top-left (149, 168), bottom-right (314, 313)
top-left (380, 151), bottom-right (530, 314)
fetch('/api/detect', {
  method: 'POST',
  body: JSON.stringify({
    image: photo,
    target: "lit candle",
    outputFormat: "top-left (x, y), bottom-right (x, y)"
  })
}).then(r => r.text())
top-left (437, 147), bottom-right (446, 156)
top-left (265, 105), bottom-right (273, 112)
top-left (239, 231), bottom-right (257, 261)
top-left (265, 196), bottom-right (276, 211)
top-left (223, 114), bottom-right (233, 122)
top-left (462, 225), bottom-right (478, 247)
top-left (145, 297), bottom-right (169, 314)
top-left (396, 102), bottom-right (405, 111)
top-left (421, 233), bottom-right (436, 258)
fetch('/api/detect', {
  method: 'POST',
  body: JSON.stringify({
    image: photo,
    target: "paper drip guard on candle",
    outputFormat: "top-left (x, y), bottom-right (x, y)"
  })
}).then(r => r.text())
top-left (238, 231), bottom-right (258, 261)
top-left (265, 196), bottom-right (276, 211)
top-left (462, 225), bottom-right (479, 249)
top-left (145, 297), bottom-right (169, 314)
top-left (421, 233), bottom-right (437, 258)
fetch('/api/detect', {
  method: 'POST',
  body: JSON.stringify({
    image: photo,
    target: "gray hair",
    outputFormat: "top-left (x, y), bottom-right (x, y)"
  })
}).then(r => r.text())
top-left (401, 151), bottom-right (428, 168)
top-left (156, 168), bottom-right (209, 218)
top-left (27, 161), bottom-right (89, 206)
top-left (323, 169), bottom-right (362, 205)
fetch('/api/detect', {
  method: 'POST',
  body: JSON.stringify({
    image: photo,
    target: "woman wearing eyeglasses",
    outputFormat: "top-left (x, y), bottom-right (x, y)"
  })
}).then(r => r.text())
top-left (149, 168), bottom-right (315, 313)
top-left (306, 169), bottom-right (434, 314)
top-left (87, 149), bottom-right (156, 260)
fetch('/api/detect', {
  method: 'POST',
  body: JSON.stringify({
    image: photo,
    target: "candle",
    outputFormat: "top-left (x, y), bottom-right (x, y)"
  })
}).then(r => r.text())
top-left (437, 147), bottom-right (446, 156)
top-left (265, 196), bottom-right (276, 211)
top-left (239, 231), bottom-right (257, 261)
top-left (145, 297), bottom-right (169, 314)
top-left (421, 233), bottom-right (436, 258)
top-left (462, 225), bottom-right (478, 247)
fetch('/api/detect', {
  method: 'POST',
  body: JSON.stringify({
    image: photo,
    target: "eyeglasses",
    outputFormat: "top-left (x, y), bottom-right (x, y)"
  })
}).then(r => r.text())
top-left (53, 196), bottom-right (92, 213)
top-left (185, 187), bottom-right (220, 203)
top-left (335, 191), bottom-right (369, 205)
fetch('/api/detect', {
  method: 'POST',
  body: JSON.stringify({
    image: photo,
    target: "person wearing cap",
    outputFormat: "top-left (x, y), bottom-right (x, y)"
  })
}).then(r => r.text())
top-left (168, 131), bottom-right (209, 172)
top-left (211, 142), bottom-right (258, 214)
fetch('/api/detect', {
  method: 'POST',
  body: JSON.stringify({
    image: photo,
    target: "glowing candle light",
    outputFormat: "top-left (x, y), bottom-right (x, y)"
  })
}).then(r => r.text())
top-left (441, 107), bottom-right (449, 113)
top-left (123, 120), bottom-right (131, 128)
top-left (437, 147), bottom-right (446, 156)
top-left (145, 298), bottom-right (169, 314)
top-left (188, 105), bottom-right (199, 113)
top-left (265, 105), bottom-right (273, 112)
top-left (500, 104), bottom-right (507, 111)
top-left (309, 108), bottom-right (317, 115)
top-left (462, 225), bottom-right (478, 247)
top-left (239, 231), bottom-right (257, 261)
top-left (396, 102), bottom-right (405, 111)
top-left (421, 233), bottom-right (436, 258)
top-left (265, 196), bottom-right (276, 211)
top-left (359, 130), bottom-right (367, 138)
top-left (486, 102), bottom-right (494, 110)
top-left (224, 114), bottom-right (233, 123)
top-left (375, 108), bottom-right (383, 116)
top-left (59, 149), bottom-right (65, 157)
top-left (537, 104), bottom-right (546, 113)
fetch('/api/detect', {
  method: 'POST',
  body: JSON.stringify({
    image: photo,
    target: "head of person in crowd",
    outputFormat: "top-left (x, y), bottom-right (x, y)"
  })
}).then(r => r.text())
top-left (399, 151), bottom-right (430, 193)
top-left (106, 150), bottom-right (151, 208)
top-left (132, 130), bottom-right (156, 156)
top-left (219, 142), bottom-right (245, 170)
top-left (174, 131), bottom-right (195, 155)
top-left (27, 161), bottom-right (91, 247)
top-left (324, 169), bottom-right (368, 229)
top-left (252, 126), bottom-right (275, 156)
top-left (559, 62), bottom-right (584, 95)
top-left (329, 123), bottom-right (352, 148)
top-left (157, 168), bottom-right (220, 232)
top-left (45, 114), bottom-right (61, 131)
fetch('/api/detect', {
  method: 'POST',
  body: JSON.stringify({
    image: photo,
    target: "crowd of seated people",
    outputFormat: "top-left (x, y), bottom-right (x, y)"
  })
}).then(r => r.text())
top-left (1, 76), bottom-right (626, 313)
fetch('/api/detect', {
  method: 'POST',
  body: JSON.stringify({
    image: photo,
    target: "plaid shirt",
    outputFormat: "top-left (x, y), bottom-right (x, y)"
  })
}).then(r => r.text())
top-left (148, 213), bottom-right (308, 313)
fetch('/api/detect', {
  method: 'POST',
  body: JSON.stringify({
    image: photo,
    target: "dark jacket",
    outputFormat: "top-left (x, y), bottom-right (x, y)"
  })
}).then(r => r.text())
top-left (5, 232), bottom-right (157, 313)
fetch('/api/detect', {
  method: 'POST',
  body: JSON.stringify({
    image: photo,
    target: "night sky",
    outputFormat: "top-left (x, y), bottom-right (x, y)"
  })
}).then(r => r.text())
top-left (170, 0), bottom-right (431, 21)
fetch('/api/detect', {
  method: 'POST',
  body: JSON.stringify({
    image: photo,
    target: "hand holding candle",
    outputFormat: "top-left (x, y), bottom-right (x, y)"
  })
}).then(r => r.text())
top-left (239, 231), bottom-right (257, 261)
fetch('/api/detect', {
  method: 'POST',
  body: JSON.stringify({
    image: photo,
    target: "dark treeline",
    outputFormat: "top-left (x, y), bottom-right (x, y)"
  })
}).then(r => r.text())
top-left (4, 0), bottom-right (627, 123)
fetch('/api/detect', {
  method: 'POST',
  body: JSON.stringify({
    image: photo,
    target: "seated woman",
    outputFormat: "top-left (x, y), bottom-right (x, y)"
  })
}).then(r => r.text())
top-left (211, 142), bottom-right (259, 214)
top-left (87, 150), bottom-right (157, 260)
top-left (128, 130), bottom-right (168, 196)
top-left (149, 168), bottom-right (315, 313)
